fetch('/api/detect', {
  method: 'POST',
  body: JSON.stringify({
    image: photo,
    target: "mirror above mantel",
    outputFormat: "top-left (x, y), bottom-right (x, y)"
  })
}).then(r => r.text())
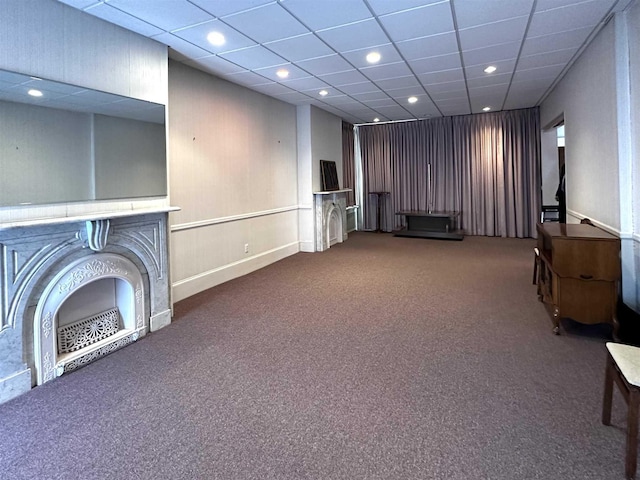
top-left (0, 69), bottom-right (167, 207)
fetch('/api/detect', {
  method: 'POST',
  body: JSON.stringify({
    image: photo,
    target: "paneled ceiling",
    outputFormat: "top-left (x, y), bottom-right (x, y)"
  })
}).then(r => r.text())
top-left (57, 0), bottom-right (632, 124)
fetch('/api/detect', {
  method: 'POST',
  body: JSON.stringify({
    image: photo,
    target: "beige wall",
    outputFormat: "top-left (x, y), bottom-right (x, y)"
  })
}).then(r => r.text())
top-left (540, 18), bottom-right (619, 229)
top-left (541, 2), bottom-right (640, 312)
top-left (168, 61), bottom-right (300, 302)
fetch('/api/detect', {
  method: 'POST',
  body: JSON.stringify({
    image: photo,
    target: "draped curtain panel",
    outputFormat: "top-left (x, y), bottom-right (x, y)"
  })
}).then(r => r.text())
top-left (357, 108), bottom-right (541, 237)
top-left (342, 121), bottom-right (355, 206)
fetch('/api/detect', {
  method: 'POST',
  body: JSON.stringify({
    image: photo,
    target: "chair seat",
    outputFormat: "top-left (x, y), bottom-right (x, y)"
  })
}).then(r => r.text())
top-left (607, 343), bottom-right (640, 387)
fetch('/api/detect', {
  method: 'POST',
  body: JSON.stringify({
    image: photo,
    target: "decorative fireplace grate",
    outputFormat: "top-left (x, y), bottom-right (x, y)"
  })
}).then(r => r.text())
top-left (57, 308), bottom-right (121, 354)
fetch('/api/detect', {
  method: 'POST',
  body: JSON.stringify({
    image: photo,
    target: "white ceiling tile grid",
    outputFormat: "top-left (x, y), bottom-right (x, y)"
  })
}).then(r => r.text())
top-left (54, 0), bottom-right (623, 124)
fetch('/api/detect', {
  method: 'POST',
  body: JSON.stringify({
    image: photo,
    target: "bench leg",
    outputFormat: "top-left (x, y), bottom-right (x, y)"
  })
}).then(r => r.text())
top-left (603, 355), bottom-right (614, 426)
top-left (626, 390), bottom-right (639, 479)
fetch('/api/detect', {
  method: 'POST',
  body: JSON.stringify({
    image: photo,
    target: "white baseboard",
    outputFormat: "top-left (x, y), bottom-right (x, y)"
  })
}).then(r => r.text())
top-left (150, 309), bottom-right (172, 331)
top-left (299, 240), bottom-right (315, 252)
top-left (0, 368), bottom-right (32, 404)
top-left (172, 242), bottom-right (300, 303)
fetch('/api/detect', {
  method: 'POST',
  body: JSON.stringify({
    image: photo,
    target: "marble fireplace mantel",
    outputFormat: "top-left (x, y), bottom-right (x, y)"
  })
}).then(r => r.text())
top-left (0, 206), bottom-right (178, 404)
top-left (313, 189), bottom-right (351, 252)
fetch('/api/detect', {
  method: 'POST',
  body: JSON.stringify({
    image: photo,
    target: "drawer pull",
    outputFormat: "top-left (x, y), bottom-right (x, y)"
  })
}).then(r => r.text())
top-left (580, 274), bottom-right (593, 280)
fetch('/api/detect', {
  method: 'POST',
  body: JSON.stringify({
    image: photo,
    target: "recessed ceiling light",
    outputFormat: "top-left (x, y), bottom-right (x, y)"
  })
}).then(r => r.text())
top-left (366, 51), bottom-right (381, 64)
top-left (319, 90), bottom-right (328, 96)
top-left (276, 69), bottom-right (289, 79)
top-left (408, 96), bottom-right (418, 104)
top-left (482, 106), bottom-right (491, 112)
top-left (207, 31), bottom-right (226, 46)
top-left (28, 89), bottom-right (43, 97)
top-left (374, 118), bottom-right (380, 122)
top-left (484, 65), bottom-right (497, 74)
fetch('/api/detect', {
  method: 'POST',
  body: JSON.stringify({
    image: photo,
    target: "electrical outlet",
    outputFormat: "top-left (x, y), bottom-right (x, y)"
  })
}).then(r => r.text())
top-left (244, 243), bottom-right (249, 253)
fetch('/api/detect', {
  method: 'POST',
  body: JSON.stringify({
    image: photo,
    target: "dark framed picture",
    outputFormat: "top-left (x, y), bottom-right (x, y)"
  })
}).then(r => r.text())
top-left (320, 160), bottom-right (340, 191)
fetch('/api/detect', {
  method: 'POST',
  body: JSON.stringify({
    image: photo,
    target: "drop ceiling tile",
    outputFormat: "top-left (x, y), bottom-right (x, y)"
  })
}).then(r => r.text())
top-left (219, 45), bottom-right (288, 70)
top-left (341, 44), bottom-right (403, 68)
top-left (279, 0), bottom-right (372, 31)
top-left (253, 63), bottom-right (310, 81)
top-left (388, 92), bottom-right (429, 105)
top-left (58, 0), bottom-right (101, 8)
top-left (379, 2), bottom-right (454, 43)
top-left (172, 20), bottom-right (256, 54)
top-left (251, 82), bottom-right (297, 96)
top-left (373, 105), bottom-right (414, 119)
top-left (153, 32), bottom-right (211, 59)
top-left (417, 68), bottom-right (465, 85)
top-left (272, 91), bottom-right (315, 104)
top-left (223, 3), bottom-right (308, 44)
top-left (385, 85), bottom-right (427, 98)
top-left (465, 59), bottom-right (516, 79)
top-left (453, 0), bottom-right (533, 29)
top-left (535, 0), bottom-right (615, 13)
top-left (424, 80), bottom-right (467, 93)
top-left (367, 0), bottom-right (444, 16)
top-left (521, 26), bottom-right (593, 56)
top-left (458, 16), bottom-right (529, 50)
top-left (84, 3), bottom-right (164, 36)
top-left (396, 32), bottom-right (459, 61)
top-left (466, 72), bottom-right (512, 88)
top-left (513, 63), bottom-right (565, 81)
top-left (429, 89), bottom-right (469, 101)
top-left (362, 98), bottom-right (401, 108)
top-left (527, 1), bottom-right (611, 37)
top-left (321, 96), bottom-right (362, 107)
top-left (338, 82), bottom-right (383, 95)
top-left (264, 34), bottom-right (334, 62)
top-left (223, 70), bottom-right (272, 87)
top-left (183, 55), bottom-right (247, 75)
top-left (296, 55), bottom-right (353, 76)
top-left (317, 69), bottom-right (369, 86)
top-left (316, 19), bottom-right (389, 52)
top-left (468, 84), bottom-right (510, 98)
top-left (439, 105), bottom-right (471, 116)
top-left (375, 75), bottom-right (422, 90)
top-left (279, 76), bottom-right (329, 91)
top-left (104, 0), bottom-right (214, 31)
top-left (409, 53), bottom-right (462, 74)
top-left (350, 90), bottom-right (387, 102)
top-left (517, 48), bottom-right (578, 71)
top-left (360, 62), bottom-right (413, 81)
top-left (189, 0), bottom-right (273, 18)
top-left (462, 42), bottom-right (520, 67)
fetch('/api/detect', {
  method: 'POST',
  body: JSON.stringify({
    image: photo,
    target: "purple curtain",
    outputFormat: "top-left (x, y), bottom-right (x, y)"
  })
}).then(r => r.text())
top-left (358, 108), bottom-right (541, 237)
top-left (342, 121), bottom-right (355, 206)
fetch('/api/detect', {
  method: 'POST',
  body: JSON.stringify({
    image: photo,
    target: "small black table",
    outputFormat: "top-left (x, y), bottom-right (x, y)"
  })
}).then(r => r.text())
top-left (394, 211), bottom-right (464, 240)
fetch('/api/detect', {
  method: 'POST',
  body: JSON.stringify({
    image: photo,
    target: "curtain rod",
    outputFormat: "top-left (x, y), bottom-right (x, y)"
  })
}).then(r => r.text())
top-left (354, 118), bottom-right (422, 127)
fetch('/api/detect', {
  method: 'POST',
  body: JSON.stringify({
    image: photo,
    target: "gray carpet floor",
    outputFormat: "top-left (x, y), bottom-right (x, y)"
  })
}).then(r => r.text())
top-left (0, 232), bottom-right (630, 479)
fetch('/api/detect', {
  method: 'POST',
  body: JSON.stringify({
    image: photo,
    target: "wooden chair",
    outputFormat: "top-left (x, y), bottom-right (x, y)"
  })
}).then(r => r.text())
top-left (603, 342), bottom-right (640, 479)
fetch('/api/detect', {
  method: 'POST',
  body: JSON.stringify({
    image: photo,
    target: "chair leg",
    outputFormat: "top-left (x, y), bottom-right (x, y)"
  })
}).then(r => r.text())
top-left (603, 355), bottom-right (614, 426)
top-left (626, 390), bottom-right (639, 479)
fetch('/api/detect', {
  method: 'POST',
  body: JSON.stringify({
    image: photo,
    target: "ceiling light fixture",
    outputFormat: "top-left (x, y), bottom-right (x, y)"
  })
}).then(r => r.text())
top-left (276, 69), bottom-right (289, 79)
top-left (482, 106), bottom-right (491, 112)
top-left (366, 51), bottom-right (381, 64)
top-left (484, 65), bottom-right (497, 74)
top-left (319, 90), bottom-right (328, 96)
top-left (374, 118), bottom-right (380, 122)
top-left (28, 89), bottom-right (43, 97)
top-left (408, 96), bottom-right (418, 104)
top-left (207, 31), bottom-right (226, 46)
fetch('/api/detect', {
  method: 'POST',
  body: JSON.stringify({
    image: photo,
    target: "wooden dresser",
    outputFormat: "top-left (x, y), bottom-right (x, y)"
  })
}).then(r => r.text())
top-left (535, 223), bottom-right (621, 336)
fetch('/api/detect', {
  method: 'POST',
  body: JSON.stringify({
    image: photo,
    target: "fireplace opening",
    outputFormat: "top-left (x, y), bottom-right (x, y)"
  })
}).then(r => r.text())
top-left (55, 277), bottom-right (136, 365)
top-left (34, 253), bottom-right (145, 384)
